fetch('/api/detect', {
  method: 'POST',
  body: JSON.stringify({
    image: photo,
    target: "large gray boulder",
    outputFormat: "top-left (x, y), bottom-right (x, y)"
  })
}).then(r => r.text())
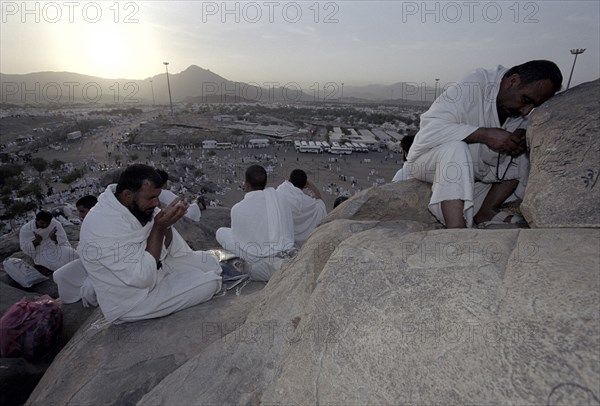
top-left (522, 79), bottom-right (600, 228)
top-left (26, 219), bottom-right (434, 405)
top-left (323, 179), bottom-right (438, 226)
top-left (133, 226), bottom-right (599, 405)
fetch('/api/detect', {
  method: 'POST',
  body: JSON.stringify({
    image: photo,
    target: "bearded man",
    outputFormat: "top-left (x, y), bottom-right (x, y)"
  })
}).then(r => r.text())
top-left (78, 164), bottom-right (222, 323)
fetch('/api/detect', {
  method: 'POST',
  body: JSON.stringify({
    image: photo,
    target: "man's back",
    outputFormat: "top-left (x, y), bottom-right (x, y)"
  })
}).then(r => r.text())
top-left (229, 187), bottom-right (295, 257)
top-left (276, 180), bottom-right (326, 244)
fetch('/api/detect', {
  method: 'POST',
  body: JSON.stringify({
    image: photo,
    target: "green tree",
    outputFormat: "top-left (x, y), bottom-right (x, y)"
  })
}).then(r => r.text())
top-left (0, 163), bottom-right (22, 186)
top-left (18, 182), bottom-right (43, 201)
top-left (50, 159), bottom-right (65, 170)
top-left (61, 169), bottom-right (84, 184)
top-left (31, 157), bottom-right (48, 175)
top-left (6, 200), bottom-right (37, 217)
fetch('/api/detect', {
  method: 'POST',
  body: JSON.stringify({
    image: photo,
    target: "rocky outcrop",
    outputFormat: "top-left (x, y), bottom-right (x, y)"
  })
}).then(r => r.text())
top-left (26, 282), bottom-right (265, 406)
top-left (323, 179), bottom-right (438, 226)
top-left (21, 81), bottom-right (600, 404)
top-left (522, 79), bottom-right (600, 228)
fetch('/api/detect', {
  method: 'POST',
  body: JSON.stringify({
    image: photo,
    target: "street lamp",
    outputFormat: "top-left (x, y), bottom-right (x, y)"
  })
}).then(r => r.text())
top-left (435, 78), bottom-right (440, 100)
top-left (163, 62), bottom-right (174, 116)
top-left (149, 80), bottom-right (155, 106)
top-left (567, 49), bottom-right (585, 90)
top-left (340, 82), bottom-right (344, 102)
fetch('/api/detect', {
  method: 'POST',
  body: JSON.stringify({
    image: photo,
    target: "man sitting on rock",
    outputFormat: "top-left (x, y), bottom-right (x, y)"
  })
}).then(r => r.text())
top-left (392, 135), bottom-right (415, 182)
top-left (216, 165), bottom-right (297, 282)
top-left (19, 210), bottom-right (78, 275)
top-left (406, 60), bottom-right (563, 228)
top-left (276, 169), bottom-right (327, 246)
top-left (78, 164), bottom-right (222, 323)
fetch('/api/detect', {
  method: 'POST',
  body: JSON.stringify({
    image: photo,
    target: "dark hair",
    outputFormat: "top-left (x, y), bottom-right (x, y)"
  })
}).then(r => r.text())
top-left (289, 169), bottom-right (307, 189)
top-left (156, 169), bottom-right (169, 184)
top-left (505, 60), bottom-right (563, 93)
top-left (400, 135), bottom-right (415, 154)
top-left (36, 210), bottom-right (53, 222)
top-left (333, 196), bottom-right (349, 209)
top-left (76, 195), bottom-right (97, 209)
top-left (116, 164), bottom-right (164, 194)
top-left (245, 165), bottom-right (267, 190)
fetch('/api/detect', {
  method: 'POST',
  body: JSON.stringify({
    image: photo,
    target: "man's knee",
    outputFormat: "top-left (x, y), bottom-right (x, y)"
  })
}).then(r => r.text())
top-left (412, 141), bottom-right (473, 183)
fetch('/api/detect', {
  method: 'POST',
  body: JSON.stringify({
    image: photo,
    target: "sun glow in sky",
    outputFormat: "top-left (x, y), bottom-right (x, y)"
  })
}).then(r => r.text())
top-left (1, 1), bottom-right (599, 87)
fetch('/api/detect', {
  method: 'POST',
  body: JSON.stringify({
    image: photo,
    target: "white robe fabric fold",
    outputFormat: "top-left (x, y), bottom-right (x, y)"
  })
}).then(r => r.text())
top-left (159, 189), bottom-right (201, 222)
top-left (391, 162), bottom-right (414, 183)
top-left (276, 180), bottom-right (327, 245)
top-left (216, 188), bottom-right (296, 281)
top-left (53, 259), bottom-right (98, 306)
top-left (406, 65), bottom-right (529, 227)
top-left (78, 184), bottom-right (222, 323)
top-left (19, 218), bottom-right (78, 271)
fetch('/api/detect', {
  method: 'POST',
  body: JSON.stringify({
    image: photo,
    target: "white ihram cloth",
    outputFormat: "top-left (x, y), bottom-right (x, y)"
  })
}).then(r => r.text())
top-left (216, 188), bottom-right (296, 281)
top-left (19, 218), bottom-right (78, 271)
top-left (391, 162), bottom-right (414, 182)
top-left (159, 189), bottom-right (201, 222)
top-left (78, 184), bottom-right (222, 323)
top-left (53, 259), bottom-right (98, 307)
top-left (276, 180), bottom-right (327, 246)
top-left (406, 65), bottom-right (529, 227)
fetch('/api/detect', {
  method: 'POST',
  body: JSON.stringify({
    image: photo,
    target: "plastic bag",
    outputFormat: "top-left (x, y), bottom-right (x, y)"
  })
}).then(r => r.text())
top-left (2, 257), bottom-right (48, 288)
top-left (0, 295), bottom-right (63, 358)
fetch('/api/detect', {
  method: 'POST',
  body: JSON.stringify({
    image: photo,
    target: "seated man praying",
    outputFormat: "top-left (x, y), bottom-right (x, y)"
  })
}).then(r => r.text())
top-left (78, 164), bottom-right (222, 323)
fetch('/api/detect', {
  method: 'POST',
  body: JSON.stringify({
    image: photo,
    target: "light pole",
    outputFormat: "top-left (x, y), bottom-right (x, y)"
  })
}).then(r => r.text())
top-left (163, 62), bottom-right (174, 116)
top-left (149, 80), bottom-right (155, 106)
top-left (567, 48), bottom-right (585, 90)
top-left (435, 78), bottom-right (440, 100)
top-left (340, 82), bottom-right (344, 102)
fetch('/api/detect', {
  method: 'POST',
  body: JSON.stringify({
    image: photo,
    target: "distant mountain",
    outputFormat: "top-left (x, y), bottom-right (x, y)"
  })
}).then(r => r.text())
top-left (0, 66), bottom-right (435, 106)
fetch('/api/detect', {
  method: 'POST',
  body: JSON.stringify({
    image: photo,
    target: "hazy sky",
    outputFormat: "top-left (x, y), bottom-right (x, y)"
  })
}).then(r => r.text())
top-left (1, 1), bottom-right (599, 88)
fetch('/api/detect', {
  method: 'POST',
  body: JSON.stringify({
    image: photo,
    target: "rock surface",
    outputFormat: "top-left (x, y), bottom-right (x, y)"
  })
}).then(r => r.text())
top-left (323, 179), bottom-right (438, 226)
top-left (522, 79), bottom-right (600, 228)
top-left (129, 227), bottom-right (599, 405)
top-left (26, 282), bottom-right (265, 406)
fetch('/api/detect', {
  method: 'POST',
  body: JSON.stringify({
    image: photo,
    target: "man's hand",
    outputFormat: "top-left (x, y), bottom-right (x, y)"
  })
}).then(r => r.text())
top-left (153, 198), bottom-right (189, 230)
top-left (146, 198), bottom-right (189, 261)
top-left (509, 129), bottom-right (527, 157)
top-left (467, 128), bottom-right (527, 156)
top-left (49, 228), bottom-right (58, 243)
top-left (304, 180), bottom-right (322, 199)
top-left (32, 232), bottom-right (43, 247)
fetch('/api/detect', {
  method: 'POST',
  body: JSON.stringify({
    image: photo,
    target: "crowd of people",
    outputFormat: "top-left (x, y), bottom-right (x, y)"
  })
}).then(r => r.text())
top-left (12, 59), bottom-right (563, 324)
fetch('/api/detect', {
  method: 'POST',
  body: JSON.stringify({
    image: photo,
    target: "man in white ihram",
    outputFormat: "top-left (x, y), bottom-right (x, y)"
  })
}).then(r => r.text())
top-left (276, 169), bottom-right (327, 246)
top-left (216, 165), bottom-right (297, 282)
top-left (78, 164), bottom-right (222, 323)
top-left (19, 210), bottom-right (78, 274)
top-left (406, 60), bottom-right (563, 228)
